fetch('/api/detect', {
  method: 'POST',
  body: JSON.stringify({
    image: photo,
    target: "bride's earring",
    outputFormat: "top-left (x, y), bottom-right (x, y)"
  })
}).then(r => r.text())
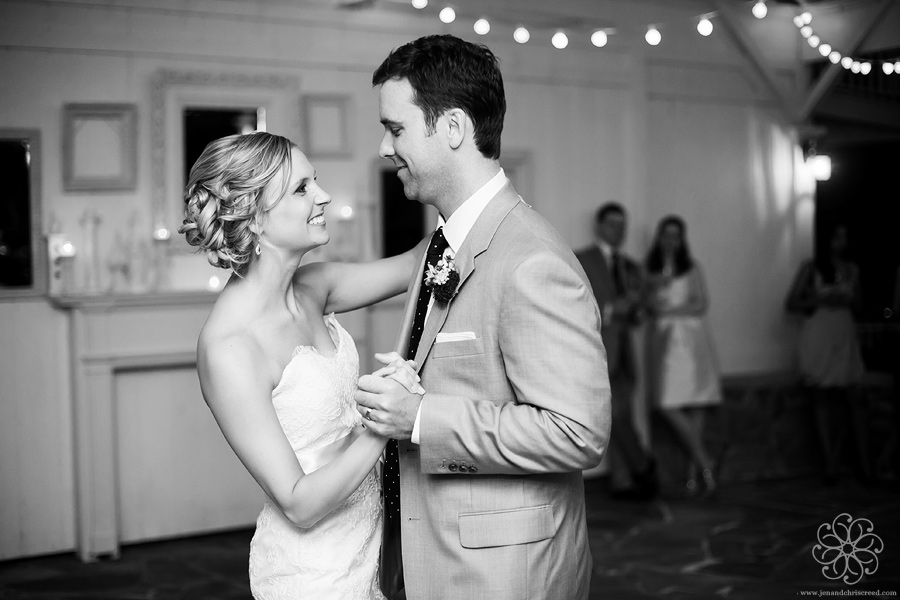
top-left (255, 242), bottom-right (261, 256)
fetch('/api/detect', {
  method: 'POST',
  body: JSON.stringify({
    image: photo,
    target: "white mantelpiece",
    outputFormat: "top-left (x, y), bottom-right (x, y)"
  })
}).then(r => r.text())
top-left (53, 292), bottom-right (219, 561)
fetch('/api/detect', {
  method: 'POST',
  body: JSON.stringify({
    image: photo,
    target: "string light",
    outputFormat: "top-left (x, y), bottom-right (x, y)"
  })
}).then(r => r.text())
top-left (752, 1), bottom-right (767, 19)
top-left (697, 18), bottom-right (713, 37)
top-left (513, 26), bottom-right (530, 44)
top-left (792, 15), bottom-right (899, 76)
top-left (551, 31), bottom-right (569, 49)
top-left (398, 0), bottom-right (899, 71)
top-left (438, 6), bottom-right (455, 23)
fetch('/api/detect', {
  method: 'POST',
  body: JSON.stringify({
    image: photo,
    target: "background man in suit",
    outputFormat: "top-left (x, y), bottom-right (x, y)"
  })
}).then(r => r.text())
top-left (576, 203), bottom-right (659, 501)
top-left (354, 35), bottom-right (610, 600)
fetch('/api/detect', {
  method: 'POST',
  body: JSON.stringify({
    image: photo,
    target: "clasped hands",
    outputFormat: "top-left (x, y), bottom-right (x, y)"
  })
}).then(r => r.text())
top-left (354, 352), bottom-right (424, 440)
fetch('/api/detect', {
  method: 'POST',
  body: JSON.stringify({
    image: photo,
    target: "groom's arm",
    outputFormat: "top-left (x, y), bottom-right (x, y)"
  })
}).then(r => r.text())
top-left (419, 250), bottom-right (611, 475)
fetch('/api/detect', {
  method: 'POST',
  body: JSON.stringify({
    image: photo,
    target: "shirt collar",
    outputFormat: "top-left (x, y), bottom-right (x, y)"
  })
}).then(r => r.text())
top-left (596, 239), bottom-right (615, 262)
top-left (437, 168), bottom-right (507, 253)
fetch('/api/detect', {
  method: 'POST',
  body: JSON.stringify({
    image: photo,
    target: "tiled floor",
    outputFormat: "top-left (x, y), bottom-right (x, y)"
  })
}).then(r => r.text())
top-left (1, 477), bottom-right (897, 599)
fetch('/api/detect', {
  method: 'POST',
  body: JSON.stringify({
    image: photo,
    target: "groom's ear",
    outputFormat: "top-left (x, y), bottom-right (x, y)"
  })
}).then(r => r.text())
top-left (444, 108), bottom-right (466, 150)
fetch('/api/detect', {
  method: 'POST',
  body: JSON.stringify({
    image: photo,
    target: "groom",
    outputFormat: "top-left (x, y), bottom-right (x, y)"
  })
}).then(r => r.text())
top-left (355, 35), bottom-right (610, 600)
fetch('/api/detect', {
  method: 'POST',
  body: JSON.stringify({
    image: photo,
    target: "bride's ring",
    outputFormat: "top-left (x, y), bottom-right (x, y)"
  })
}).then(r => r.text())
top-left (365, 407), bottom-right (373, 421)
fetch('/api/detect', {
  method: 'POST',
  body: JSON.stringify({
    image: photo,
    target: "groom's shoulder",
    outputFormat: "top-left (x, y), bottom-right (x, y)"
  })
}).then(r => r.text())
top-left (497, 199), bottom-right (573, 257)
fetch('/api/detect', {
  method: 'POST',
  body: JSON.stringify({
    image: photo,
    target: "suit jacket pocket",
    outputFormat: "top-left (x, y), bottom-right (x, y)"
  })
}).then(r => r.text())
top-left (458, 504), bottom-right (555, 549)
top-left (432, 337), bottom-right (484, 359)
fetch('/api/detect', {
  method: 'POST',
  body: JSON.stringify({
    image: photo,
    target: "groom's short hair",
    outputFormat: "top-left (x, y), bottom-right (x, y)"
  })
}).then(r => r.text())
top-left (372, 34), bottom-right (506, 160)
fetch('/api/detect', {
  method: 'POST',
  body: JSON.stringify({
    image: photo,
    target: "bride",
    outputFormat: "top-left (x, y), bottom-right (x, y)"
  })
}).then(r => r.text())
top-left (180, 131), bottom-right (426, 599)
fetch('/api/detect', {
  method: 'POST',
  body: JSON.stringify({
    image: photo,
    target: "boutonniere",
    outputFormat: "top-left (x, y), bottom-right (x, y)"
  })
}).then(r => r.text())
top-left (424, 247), bottom-right (460, 304)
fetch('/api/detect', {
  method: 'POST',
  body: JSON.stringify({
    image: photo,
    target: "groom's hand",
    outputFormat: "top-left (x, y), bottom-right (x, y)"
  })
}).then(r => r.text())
top-left (355, 374), bottom-right (422, 440)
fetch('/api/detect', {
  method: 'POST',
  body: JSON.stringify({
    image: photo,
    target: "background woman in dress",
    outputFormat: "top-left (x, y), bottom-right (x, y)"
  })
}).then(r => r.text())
top-left (786, 223), bottom-right (870, 485)
top-left (180, 131), bottom-right (425, 599)
top-left (645, 215), bottom-right (722, 495)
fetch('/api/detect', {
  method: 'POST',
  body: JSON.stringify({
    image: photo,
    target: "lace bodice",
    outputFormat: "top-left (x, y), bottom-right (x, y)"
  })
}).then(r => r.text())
top-left (249, 314), bottom-right (385, 600)
top-left (271, 313), bottom-right (362, 452)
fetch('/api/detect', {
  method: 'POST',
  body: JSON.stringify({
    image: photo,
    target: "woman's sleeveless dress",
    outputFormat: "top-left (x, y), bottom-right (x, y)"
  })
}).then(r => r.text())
top-left (249, 314), bottom-right (385, 600)
top-left (648, 272), bottom-right (722, 409)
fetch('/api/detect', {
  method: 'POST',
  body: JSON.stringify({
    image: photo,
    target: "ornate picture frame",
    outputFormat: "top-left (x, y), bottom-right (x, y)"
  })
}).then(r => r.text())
top-left (301, 95), bottom-right (352, 159)
top-left (63, 103), bottom-right (137, 191)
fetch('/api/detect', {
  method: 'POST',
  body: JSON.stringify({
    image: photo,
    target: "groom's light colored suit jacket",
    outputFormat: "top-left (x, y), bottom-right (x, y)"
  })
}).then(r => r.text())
top-left (394, 183), bottom-right (611, 600)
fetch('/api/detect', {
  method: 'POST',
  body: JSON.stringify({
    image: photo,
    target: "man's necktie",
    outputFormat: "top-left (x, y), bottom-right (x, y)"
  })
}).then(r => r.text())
top-left (611, 250), bottom-right (625, 296)
top-left (381, 227), bottom-right (450, 598)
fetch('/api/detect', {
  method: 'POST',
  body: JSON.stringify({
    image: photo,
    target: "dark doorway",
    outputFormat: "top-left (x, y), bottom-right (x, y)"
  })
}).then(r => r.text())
top-left (0, 139), bottom-right (33, 288)
top-left (380, 168), bottom-right (424, 258)
top-left (814, 140), bottom-right (900, 372)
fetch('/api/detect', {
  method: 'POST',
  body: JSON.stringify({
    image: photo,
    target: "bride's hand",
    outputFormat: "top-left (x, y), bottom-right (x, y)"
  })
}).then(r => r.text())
top-left (372, 352), bottom-right (425, 395)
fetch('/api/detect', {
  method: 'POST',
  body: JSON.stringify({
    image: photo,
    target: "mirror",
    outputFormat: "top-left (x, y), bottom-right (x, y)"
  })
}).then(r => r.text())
top-left (0, 129), bottom-right (46, 298)
top-left (150, 69), bottom-right (299, 246)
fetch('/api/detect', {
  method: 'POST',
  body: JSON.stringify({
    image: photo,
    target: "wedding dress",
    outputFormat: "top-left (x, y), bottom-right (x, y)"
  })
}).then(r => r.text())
top-left (249, 313), bottom-right (385, 600)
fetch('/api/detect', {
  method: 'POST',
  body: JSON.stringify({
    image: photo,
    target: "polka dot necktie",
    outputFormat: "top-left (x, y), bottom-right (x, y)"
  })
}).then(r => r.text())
top-left (381, 227), bottom-right (449, 597)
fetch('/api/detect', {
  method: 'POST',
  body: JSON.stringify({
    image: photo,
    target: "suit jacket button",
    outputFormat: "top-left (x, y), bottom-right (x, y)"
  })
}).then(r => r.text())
top-left (448, 462), bottom-right (458, 472)
top-left (468, 465), bottom-right (478, 473)
top-left (458, 464), bottom-right (468, 472)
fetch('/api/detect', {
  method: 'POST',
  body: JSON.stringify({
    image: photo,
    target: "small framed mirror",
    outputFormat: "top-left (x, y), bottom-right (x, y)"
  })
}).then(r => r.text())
top-left (0, 129), bottom-right (46, 298)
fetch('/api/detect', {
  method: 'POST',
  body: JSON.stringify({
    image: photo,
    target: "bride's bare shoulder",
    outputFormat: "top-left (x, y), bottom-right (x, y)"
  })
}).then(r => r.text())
top-left (197, 291), bottom-right (260, 367)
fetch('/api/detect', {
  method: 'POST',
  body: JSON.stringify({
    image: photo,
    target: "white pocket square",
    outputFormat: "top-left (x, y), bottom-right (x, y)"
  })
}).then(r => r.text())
top-left (436, 331), bottom-right (477, 343)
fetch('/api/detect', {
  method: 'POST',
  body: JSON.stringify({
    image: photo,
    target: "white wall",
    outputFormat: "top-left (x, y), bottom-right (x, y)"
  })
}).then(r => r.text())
top-left (0, 0), bottom-right (809, 559)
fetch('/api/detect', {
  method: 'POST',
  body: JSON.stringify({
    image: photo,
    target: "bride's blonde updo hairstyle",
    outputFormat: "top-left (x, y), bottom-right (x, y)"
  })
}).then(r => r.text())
top-left (179, 131), bottom-right (295, 276)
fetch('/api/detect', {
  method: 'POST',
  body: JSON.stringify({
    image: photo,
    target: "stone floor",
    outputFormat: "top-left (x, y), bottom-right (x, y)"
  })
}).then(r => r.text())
top-left (1, 476), bottom-right (897, 599)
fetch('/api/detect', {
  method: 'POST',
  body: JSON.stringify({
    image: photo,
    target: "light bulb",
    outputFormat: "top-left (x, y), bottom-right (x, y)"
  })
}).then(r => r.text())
top-left (411, 0), bottom-right (427, 8)
top-left (829, 51), bottom-right (841, 64)
top-left (808, 35), bottom-right (820, 48)
top-left (860, 62), bottom-right (872, 75)
top-left (439, 7), bottom-right (455, 23)
top-left (339, 205), bottom-right (354, 219)
top-left (551, 31), bottom-right (569, 49)
top-left (697, 18), bottom-right (713, 37)
top-left (793, 15), bottom-right (804, 27)
top-left (591, 30), bottom-right (609, 47)
top-left (513, 26), bottom-right (530, 44)
top-left (841, 56), bottom-right (853, 69)
top-left (851, 61), bottom-right (861, 73)
top-left (801, 11), bottom-right (812, 24)
top-left (895, 61), bottom-right (900, 72)
top-left (473, 18), bottom-right (490, 35)
top-left (883, 62), bottom-right (895, 75)
top-left (818, 43), bottom-right (831, 57)
top-left (800, 26), bottom-right (812, 38)
top-left (208, 276), bottom-right (221, 291)
top-left (645, 26), bottom-right (661, 46)
top-left (752, 1), bottom-right (767, 19)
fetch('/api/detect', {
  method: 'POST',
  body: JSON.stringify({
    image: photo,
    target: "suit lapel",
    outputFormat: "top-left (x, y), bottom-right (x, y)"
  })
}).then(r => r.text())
top-left (411, 184), bottom-right (521, 369)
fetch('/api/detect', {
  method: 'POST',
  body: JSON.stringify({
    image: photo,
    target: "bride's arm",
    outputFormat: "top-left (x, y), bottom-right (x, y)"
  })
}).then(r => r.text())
top-left (294, 235), bottom-right (429, 314)
top-left (198, 335), bottom-right (387, 529)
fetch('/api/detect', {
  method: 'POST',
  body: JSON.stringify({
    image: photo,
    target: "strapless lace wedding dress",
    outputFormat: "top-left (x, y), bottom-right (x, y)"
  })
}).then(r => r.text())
top-left (249, 314), bottom-right (385, 600)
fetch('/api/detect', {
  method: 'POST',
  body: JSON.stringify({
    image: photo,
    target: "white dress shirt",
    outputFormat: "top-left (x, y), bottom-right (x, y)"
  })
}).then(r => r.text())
top-left (411, 168), bottom-right (508, 443)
